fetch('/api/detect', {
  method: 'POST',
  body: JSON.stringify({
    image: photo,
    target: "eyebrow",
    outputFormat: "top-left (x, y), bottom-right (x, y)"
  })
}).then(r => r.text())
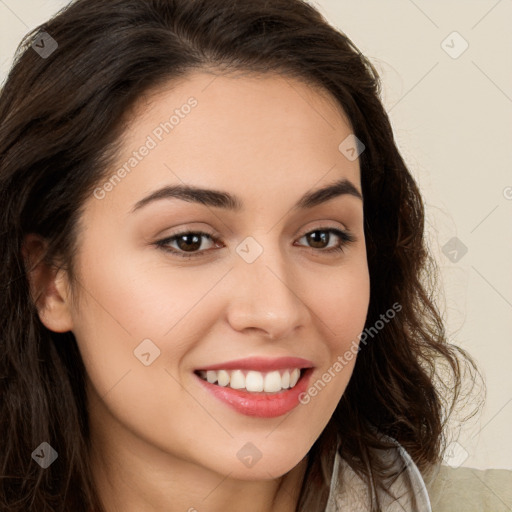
top-left (130, 177), bottom-right (362, 214)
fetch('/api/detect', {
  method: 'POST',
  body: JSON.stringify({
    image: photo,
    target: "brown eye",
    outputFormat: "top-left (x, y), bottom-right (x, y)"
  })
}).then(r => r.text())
top-left (156, 230), bottom-right (219, 258)
top-left (175, 233), bottom-right (203, 252)
top-left (156, 227), bottom-right (355, 260)
top-left (305, 230), bottom-right (330, 249)
top-left (296, 227), bottom-right (356, 254)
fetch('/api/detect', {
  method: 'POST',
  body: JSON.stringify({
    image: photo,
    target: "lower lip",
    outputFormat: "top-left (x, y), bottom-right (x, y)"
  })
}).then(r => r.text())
top-left (194, 368), bottom-right (314, 418)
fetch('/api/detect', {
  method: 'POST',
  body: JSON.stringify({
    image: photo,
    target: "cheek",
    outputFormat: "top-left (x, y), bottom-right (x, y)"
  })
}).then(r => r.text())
top-left (72, 242), bottom-right (215, 338)
top-left (68, 247), bottom-right (230, 393)
top-left (297, 258), bottom-right (369, 413)
top-left (311, 258), bottom-right (370, 352)
top-left (68, 257), bottom-right (208, 453)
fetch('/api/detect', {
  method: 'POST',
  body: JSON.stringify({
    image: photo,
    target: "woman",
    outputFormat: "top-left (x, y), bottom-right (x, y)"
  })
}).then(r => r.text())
top-left (0, 0), bottom-right (481, 510)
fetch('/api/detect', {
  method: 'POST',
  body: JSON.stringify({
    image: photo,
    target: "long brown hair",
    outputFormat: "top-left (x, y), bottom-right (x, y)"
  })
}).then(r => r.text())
top-left (0, 0), bottom-right (482, 510)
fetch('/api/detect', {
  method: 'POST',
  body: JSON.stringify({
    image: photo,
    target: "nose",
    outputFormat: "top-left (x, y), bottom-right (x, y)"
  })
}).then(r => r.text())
top-left (225, 241), bottom-right (309, 340)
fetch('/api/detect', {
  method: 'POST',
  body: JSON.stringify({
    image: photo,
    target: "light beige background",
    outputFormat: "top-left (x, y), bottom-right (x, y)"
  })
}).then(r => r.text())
top-left (1, 0), bottom-right (511, 471)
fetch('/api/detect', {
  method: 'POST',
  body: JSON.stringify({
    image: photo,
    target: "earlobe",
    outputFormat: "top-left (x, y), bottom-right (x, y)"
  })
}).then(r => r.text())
top-left (22, 234), bottom-right (74, 333)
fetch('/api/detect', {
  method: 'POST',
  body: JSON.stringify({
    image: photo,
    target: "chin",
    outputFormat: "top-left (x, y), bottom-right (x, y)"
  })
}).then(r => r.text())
top-left (218, 442), bottom-right (309, 481)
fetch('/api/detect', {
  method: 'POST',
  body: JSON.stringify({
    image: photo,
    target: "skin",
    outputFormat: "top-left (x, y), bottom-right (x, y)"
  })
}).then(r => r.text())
top-left (27, 71), bottom-right (370, 512)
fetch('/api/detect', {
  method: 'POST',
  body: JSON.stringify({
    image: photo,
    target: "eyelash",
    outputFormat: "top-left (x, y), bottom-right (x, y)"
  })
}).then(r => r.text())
top-left (155, 227), bottom-right (356, 259)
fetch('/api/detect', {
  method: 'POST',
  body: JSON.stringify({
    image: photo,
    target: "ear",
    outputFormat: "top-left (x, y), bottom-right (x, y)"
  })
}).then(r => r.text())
top-left (22, 234), bottom-right (74, 333)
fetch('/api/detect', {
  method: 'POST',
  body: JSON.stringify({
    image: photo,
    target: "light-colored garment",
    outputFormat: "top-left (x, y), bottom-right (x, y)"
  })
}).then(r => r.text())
top-left (323, 438), bottom-right (512, 511)
top-left (324, 437), bottom-right (432, 512)
top-left (426, 464), bottom-right (512, 512)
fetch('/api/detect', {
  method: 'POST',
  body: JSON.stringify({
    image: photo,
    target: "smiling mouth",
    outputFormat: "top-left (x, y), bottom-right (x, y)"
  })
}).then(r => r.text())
top-left (193, 368), bottom-right (309, 394)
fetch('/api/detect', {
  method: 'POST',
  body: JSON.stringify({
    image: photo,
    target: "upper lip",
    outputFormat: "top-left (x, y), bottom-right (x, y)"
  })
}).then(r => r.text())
top-left (195, 356), bottom-right (314, 372)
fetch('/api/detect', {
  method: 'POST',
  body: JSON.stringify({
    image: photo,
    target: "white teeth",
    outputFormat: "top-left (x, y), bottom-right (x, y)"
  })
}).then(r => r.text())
top-left (290, 368), bottom-right (300, 387)
top-left (196, 368), bottom-right (304, 393)
top-left (264, 370), bottom-right (283, 392)
top-left (217, 370), bottom-right (230, 387)
top-left (281, 370), bottom-right (290, 389)
top-left (245, 371), bottom-right (264, 392)
top-left (230, 370), bottom-right (245, 389)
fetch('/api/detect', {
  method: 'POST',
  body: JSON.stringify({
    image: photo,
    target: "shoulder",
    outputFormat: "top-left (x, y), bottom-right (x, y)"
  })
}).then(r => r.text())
top-left (426, 464), bottom-right (512, 512)
top-left (325, 436), bottom-right (512, 512)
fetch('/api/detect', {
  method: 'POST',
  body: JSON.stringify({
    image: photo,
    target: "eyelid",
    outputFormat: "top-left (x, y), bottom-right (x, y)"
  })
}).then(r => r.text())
top-left (155, 224), bottom-right (356, 259)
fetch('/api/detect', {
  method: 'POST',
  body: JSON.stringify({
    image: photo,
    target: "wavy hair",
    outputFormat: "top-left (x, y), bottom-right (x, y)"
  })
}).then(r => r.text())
top-left (0, 0), bottom-right (482, 510)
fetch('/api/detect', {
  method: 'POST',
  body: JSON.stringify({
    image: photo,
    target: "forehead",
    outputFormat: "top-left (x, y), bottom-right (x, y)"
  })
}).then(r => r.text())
top-left (123, 70), bottom-right (355, 158)
top-left (88, 70), bottom-right (361, 217)
top-left (135, 69), bottom-right (352, 129)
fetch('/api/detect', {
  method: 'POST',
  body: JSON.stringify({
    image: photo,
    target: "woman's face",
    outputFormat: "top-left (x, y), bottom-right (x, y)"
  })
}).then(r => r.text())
top-left (57, 72), bottom-right (370, 481)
